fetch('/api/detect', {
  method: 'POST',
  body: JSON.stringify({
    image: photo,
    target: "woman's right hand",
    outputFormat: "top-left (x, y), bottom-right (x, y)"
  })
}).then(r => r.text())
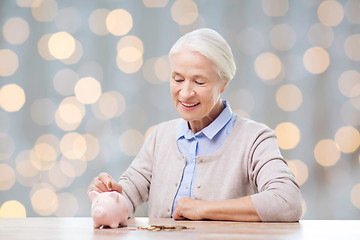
top-left (87, 172), bottom-right (123, 196)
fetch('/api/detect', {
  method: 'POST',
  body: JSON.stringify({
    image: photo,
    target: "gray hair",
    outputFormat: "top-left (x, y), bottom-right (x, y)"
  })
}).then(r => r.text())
top-left (169, 28), bottom-right (236, 83)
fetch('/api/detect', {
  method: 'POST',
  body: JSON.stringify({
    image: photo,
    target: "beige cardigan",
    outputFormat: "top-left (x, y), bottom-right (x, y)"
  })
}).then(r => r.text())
top-left (119, 117), bottom-right (302, 221)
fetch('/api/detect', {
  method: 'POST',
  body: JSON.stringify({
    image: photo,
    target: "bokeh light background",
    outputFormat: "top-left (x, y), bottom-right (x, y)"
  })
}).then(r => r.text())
top-left (0, 0), bottom-right (359, 219)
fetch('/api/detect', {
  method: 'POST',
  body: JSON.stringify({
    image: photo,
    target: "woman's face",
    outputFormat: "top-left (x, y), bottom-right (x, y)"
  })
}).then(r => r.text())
top-left (170, 49), bottom-right (227, 124)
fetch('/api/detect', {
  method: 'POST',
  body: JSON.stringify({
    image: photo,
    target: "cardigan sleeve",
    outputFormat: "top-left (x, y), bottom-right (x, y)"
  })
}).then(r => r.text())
top-left (249, 128), bottom-right (303, 222)
top-left (118, 127), bottom-right (157, 216)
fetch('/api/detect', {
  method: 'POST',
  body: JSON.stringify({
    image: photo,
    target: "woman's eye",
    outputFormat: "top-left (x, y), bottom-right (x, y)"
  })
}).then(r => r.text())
top-left (174, 78), bottom-right (183, 82)
top-left (195, 81), bottom-right (204, 85)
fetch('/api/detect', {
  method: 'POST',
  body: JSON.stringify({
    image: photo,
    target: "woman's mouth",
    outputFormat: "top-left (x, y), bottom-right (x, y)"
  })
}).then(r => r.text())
top-left (180, 101), bottom-right (200, 108)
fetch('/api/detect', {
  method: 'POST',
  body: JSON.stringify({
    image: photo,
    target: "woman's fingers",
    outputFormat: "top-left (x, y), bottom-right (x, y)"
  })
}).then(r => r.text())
top-left (88, 172), bottom-right (123, 195)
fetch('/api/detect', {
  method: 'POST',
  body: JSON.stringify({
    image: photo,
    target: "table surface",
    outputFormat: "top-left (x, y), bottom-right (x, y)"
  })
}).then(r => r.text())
top-left (0, 217), bottom-right (360, 240)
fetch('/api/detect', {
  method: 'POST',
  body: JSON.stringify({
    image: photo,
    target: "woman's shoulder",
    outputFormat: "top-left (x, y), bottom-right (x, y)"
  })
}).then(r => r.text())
top-left (153, 118), bottom-right (181, 131)
top-left (233, 115), bottom-right (275, 137)
top-left (146, 118), bottom-right (181, 139)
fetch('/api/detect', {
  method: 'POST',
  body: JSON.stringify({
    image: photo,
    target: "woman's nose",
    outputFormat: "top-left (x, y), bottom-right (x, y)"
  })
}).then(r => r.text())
top-left (179, 83), bottom-right (194, 98)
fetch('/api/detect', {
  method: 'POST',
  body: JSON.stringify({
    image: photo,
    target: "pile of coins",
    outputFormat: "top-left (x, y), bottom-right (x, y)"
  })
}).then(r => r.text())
top-left (137, 225), bottom-right (194, 232)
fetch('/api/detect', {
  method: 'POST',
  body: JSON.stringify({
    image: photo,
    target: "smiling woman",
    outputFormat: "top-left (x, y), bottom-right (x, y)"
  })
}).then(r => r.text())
top-left (169, 50), bottom-right (226, 133)
top-left (88, 28), bottom-right (303, 223)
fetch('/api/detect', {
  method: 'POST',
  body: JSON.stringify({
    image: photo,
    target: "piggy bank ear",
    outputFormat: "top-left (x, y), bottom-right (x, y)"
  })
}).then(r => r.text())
top-left (109, 192), bottom-right (119, 203)
top-left (89, 191), bottom-right (99, 202)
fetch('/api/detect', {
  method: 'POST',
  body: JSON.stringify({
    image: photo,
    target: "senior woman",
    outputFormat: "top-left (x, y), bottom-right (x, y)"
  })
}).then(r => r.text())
top-left (88, 28), bottom-right (303, 222)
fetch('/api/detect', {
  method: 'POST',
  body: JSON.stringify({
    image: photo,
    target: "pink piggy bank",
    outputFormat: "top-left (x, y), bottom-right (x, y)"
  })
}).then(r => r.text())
top-left (89, 191), bottom-right (129, 228)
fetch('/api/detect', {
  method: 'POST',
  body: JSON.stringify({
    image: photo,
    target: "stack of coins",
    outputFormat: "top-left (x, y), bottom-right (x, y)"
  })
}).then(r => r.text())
top-left (137, 225), bottom-right (194, 232)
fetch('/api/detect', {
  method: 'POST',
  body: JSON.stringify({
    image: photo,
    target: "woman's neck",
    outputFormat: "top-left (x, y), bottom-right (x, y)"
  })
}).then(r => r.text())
top-left (188, 100), bottom-right (224, 134)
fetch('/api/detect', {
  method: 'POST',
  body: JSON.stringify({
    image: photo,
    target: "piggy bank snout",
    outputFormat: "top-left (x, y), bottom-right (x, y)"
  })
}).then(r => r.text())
top-left (92, 206), bottom-right (106, 219)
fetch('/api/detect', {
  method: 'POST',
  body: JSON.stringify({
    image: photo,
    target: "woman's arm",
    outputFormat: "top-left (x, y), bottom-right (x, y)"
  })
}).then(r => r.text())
top-left (173, 196), bottom-right (261, 221)
top-left (174, 128), bottom-right (303, 222)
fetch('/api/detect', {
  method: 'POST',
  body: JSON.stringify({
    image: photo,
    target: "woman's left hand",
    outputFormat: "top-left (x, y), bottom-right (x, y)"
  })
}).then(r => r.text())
top-left (173, 197), bottom-right (207, 220)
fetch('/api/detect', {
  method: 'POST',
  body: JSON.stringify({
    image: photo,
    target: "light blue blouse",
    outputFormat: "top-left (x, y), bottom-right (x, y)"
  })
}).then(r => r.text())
top-left (171, 100), bottom-right (237, 215)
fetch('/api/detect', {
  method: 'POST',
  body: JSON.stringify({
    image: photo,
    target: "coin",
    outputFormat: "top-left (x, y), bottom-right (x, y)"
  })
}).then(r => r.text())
top-left (137, 225), bottom-right (194, 232)
top-left (107, 182), bottom-right (112, 191)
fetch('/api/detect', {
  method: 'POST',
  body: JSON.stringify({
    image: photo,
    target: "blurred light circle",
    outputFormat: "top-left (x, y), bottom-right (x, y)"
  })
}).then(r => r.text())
top-left (0, 84), bottom-right (25, 112)
top-left (60, 157), bottom-right (87, 178)
top-left (276, 84), bottom-right (303, 112)
top-left (32, 0), bottom-right (58, 22)
top-left (351, 184), bottom-right (360, 210)
top-left (16, 171), bottom-right (40, 188)
top-left (262, 0), bottom-right (289, 17)
top-left (32, 143), bottom-right (58, 171)
top-left (338, 70), bottom-right (360, 98)
top-left (106, 9), bottom-right (133, 36)
top-left (60, 132), bottom-right (87, 160)
top-left (143, 0), bottom-right (168, 7)
top-left (237, 27), bottom-right (265, 55)
top-left (48, 32), bottom-right (76, 60)
top-left (270, 24), bottom-right (296, 51)
top-left (38, 34), bottom-right (55, 61)
top-left (143, 57), bottom-right (163, 84)
top-left (287, 160), bottom-right (308, 186)
top-left (30, 98), bottom-right (56, 126)
top-left (61, 40), bottom-right (83, 65)
top-left (55, 97), bottom-right (85, 131)
top-left (275, 122), bottom-right (301, 150)
top-left (55, 8), bottom-right (81, 34)
top-left (0, 134), bottom-right (15, 161)
top-left (82, 134), bottom-right (100, 161)
top-left (116, 35), bottom-right (144, 74)
top-left (344, 34), bottom-right (360, 62)
top-left (154, 56), bottom-right (171, 82)
top-left (15, 150), bottom-right (40, 178)
top-left (2, 17), bottom-right (30, 45)
top-left (30, 186), bottom-right (58, 216)
top-left (119, 129), bottom-right (144, 156)
top-left (118, 47), bottom-right (142, 63)
top-left (55, 111), bottom-right (83, 132)
top-left (54, 192), bottom-right (78, 217)
top-left (334, 126), bottom-right (360, 153)
top-left (303, 47), bottom-right (330, 74)
top-left (314, 139), bottom-right (341, 167)
top-left (344, 0), bottom-right (360, 24)
top-left (58, 103), bottom-right (83, 125)
top-left (16, 0), bottom-right (42, 7)
top-left (92, 91), bottom-right (126, 119)
top-left (0, 200), bottom-right (26, 217)
top-left (0, 163), bottom-right (15, 190)
top-left (89, 8), bottom-right (110, 35)
top-left (0, 49), bottom-right (19, 77)
top-left (171, 0), bottom-right (198, 25)
top-left (318, 0), bottom-right (344, 27)
top-left (308, 23), bottom-right (334, 48)
top-left (116, 54), bottom-right (143, 74)
top-left (59, 158), bottom-right (75, 178)
top-left (74, 77), bottom-right (102, 104)
top-left (53, 69), bottom-right (78, 96)
top-left (351, 95), bottom-right (360, 111)
top-left (254, 52), bottom-right (282, 80)
top-left (117, 35), bottom-right (144, 54)
top-left (48, 163), bottom-right (73, 189)
top-left (36, 134), bottom-right (60, 153)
